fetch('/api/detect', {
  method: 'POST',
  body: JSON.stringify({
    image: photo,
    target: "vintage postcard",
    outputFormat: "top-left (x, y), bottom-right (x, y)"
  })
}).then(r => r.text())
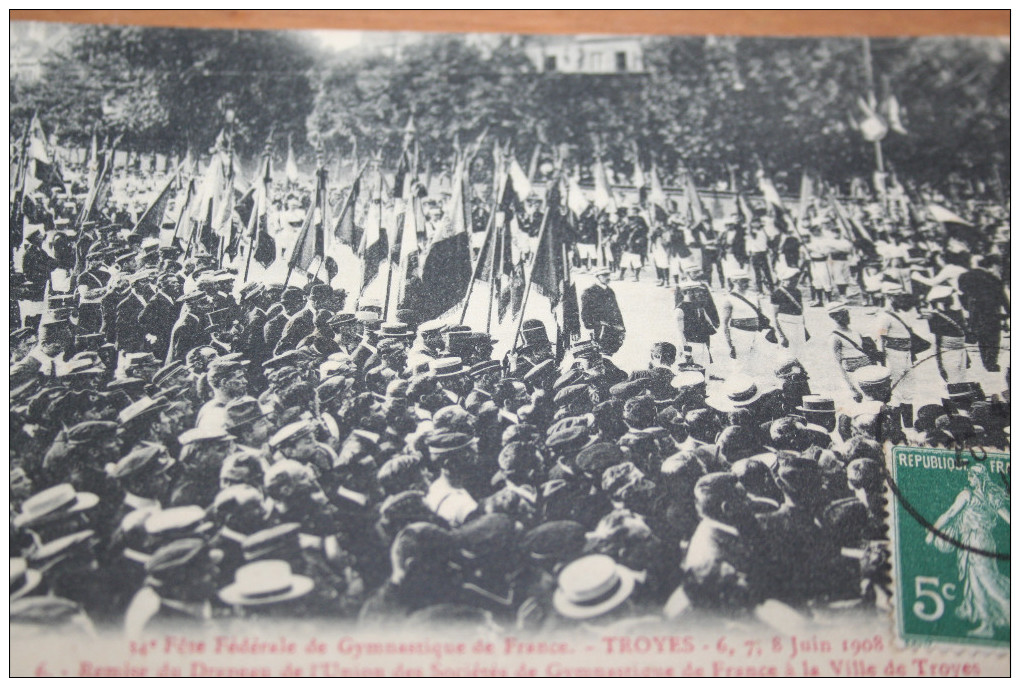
top-left (9, 17), bottom-right (1009, 677)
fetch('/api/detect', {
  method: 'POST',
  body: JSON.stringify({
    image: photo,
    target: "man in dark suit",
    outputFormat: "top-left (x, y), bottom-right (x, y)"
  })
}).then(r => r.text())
top-left (757, 454), bottom-right (857, 607)
top-left (264, 287), bottom-right (306, 356)
top-left (277, 284), bottom-right (334, 354)
top-left (138, 276), bottom-right (180, 360)
top-left (958, 254), bottom-right (1007, 372)
top-left (21, 229), bottom-right (58, 303)
top-left (680, 472), bottom-right (764, 612)
top-left (166, 292), bottom-right (211, 365)
top-left (580, 268), bottom-right (625, 343)
top-left (114, 277), bottom-right (152, 355)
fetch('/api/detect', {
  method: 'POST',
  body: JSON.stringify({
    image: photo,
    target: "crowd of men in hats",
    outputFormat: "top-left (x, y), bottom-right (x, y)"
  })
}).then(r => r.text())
top-left (10, 148), bottom-right (1011, 637)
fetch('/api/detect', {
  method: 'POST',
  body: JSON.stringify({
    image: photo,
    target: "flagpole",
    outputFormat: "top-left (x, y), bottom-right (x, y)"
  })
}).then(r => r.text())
top-left (458, 198), bottom-right (497, 324)
top-left (862, 37), bottom-right (885, 175)
top-left (242, 145), bottom-right (271, 284)
top-left (512, 176), bottom-right (557, 351)
top-left (171, 177), bottom-right (195, 245)
top-left (484, 169), bottom-right (509, 333)
top-left (242, 164), bottom-right (265, 285)
top-left (459, 168), bottom-right (506, 325)
top-left (485, 213), bottom-right (501, 334)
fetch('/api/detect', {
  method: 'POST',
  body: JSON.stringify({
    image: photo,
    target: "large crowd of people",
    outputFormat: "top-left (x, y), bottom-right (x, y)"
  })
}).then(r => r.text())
top-left (9, 149), bottom-right (1010, 638)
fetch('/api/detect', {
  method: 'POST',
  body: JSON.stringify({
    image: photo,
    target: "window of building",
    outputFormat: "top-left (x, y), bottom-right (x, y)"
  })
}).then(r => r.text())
top-left (615, 51), bottom-right (627, 72)
top-left (544, 55), bottom-right (557, 72)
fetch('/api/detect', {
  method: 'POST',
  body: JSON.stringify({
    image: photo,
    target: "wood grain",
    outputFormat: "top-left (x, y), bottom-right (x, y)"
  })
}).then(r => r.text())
top-left (9, 10), bottom-right (1010, 37)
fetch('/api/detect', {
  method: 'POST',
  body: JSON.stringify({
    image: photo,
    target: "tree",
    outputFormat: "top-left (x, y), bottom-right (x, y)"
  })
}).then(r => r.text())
top-left (12, 25), bottom-right (319, 160)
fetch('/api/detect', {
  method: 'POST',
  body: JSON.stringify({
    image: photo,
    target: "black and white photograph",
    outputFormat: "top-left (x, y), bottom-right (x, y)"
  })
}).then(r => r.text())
top-left (8, 15), bottom-right (1010, 673)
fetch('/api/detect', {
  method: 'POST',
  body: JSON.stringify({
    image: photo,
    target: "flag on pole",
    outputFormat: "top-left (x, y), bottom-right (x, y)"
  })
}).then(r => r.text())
top-left (250, 153), bottom-right (277, 270)
top-left (566, 170), bottom-right (590, 217)
top-left (333, 173), bottom-right (362, 251)
top-left (288, 168), bottom-right (327, 278)
top-left (25, 114), bottom-right (63, 193)
top-left (592, 157), bottom-right (617, 212)
top-left (881, 94), bottom-right (908, 135)
top-left (285, 134), bottom-right (299, 184)
top-left (508, 156), bottom-right (531, 203)
top-left (359, 173), bottom-right (389, 291)
top-left (683, 170), bottom-right (706, 225)
top-left (531, 178), bottom-right (572, 308)
top-left (417, 157), bottom-right (473, 321)
top-left (632, 141), bottom-right (646, 189)
top-left (855, 97), bottom-right (889, 143)
top-left (649, 163), bottom-right (667, 209)
top-left (133, 169), bottom-right (179, 238)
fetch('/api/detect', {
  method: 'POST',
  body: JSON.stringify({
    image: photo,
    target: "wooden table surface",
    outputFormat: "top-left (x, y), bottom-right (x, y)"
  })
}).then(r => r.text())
top-left (9, 10), bottom-right (1010, 36)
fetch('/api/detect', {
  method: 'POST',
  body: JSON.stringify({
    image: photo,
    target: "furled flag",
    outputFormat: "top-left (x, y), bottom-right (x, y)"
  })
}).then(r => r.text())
top-left (592, 157), bottom-right (617, 213)
top-left (288, 167), bottom-right (328, 279)
top-left (249, 152), bottom-right (278, 270)
top-left (757, 170), bottom-right (783, 211)
top-left (359, 172), bottom-right (390, 291)
top-left (25, 114), bottom-right (63, 193)
top-left (389, 150), bottom-right (413, 266)
top-left (682, 170), bottom-right (706, 226)
top-left (926, 204), bottom-right (972, 226)
top-left (86, 130), bottom-right (99, 175)
top-left (133, 168), bottom-right (179, 238)
top-left (531, 178), bottom-right (573, 308)
top-left (417, 157), bottom-right (473, 321)
top-left (649, 163), bottom-right (667, 209)
top-left (566, 170), bottom-right (590, 217)
top-left (795, 170), bottom-right (817, 230)
top-left (631, 141), bottom-right (646, 189)
top-left (855, 96), bottom-right (888, 143)
top-left (285, 134), bottom-right (299, 184)
top-left (333, 172), bottom-right (362, 250)
top-left (508, 156), bottom-right (532, 203)
top-left (881, 94), bottom-right (908, 135)
top-left (191, 151), bottom-right (227, 254)
top-left (172, 177), bottom-right (196, 248)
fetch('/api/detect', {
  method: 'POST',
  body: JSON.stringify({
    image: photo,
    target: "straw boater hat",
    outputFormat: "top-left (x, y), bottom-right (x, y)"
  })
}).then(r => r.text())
top-left (797, 395), bottom-right (836, 415)
top-left (219, 560), bottom-right (314, 606)
top-left (13, 484), bottom-right (100, 530)
top-left (705, 376), bottom-right (766, 413)
top-left (10, 558), bottom-right (43, 601)
top-left (553, 554), bottom-right (640, 620)
top-left (428, 357), bottom-right (471, 380)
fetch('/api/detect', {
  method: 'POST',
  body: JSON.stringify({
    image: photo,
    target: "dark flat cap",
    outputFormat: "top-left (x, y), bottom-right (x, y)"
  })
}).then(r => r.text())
top-left (453, 514), bottom-right (515, 559)
top-left (520, 521), bottom-right (586, 561)
top-left (576, 442), bottom-right (626, 477)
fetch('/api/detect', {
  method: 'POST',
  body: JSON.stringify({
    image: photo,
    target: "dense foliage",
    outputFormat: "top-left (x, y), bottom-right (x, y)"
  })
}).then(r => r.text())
top-left (10, 26), bottom-right (1009, 191)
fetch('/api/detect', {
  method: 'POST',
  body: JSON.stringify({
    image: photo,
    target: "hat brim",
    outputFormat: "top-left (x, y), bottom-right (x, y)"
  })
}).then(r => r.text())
top-left (431, 368), bottom-right (471, 379)
top-left (552, 568), bottom-right (636, 620)
top-left (796, 406), bottom-right (836, 415)
top-left (219, 575), bottom-right (314, 606)
top-left (14, 492), bottom-right (100, 529)
top-left (705, 391), bottom-right (764, 413)
top-left (10, 569), bottom-right (44, 601)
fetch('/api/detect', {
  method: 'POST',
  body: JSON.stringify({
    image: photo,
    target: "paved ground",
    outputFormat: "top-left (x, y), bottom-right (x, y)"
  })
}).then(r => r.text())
top-left (464, 264), bottom-right (1010, 415)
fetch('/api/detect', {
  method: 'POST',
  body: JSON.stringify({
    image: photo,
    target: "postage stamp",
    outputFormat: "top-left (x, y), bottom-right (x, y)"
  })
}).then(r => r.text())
top-left (890, 446), bottom-right (1010, 648)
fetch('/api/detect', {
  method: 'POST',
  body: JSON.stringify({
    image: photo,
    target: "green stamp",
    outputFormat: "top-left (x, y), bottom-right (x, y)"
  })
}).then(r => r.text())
top-left (890, 446), bottom-right (1010, 648)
